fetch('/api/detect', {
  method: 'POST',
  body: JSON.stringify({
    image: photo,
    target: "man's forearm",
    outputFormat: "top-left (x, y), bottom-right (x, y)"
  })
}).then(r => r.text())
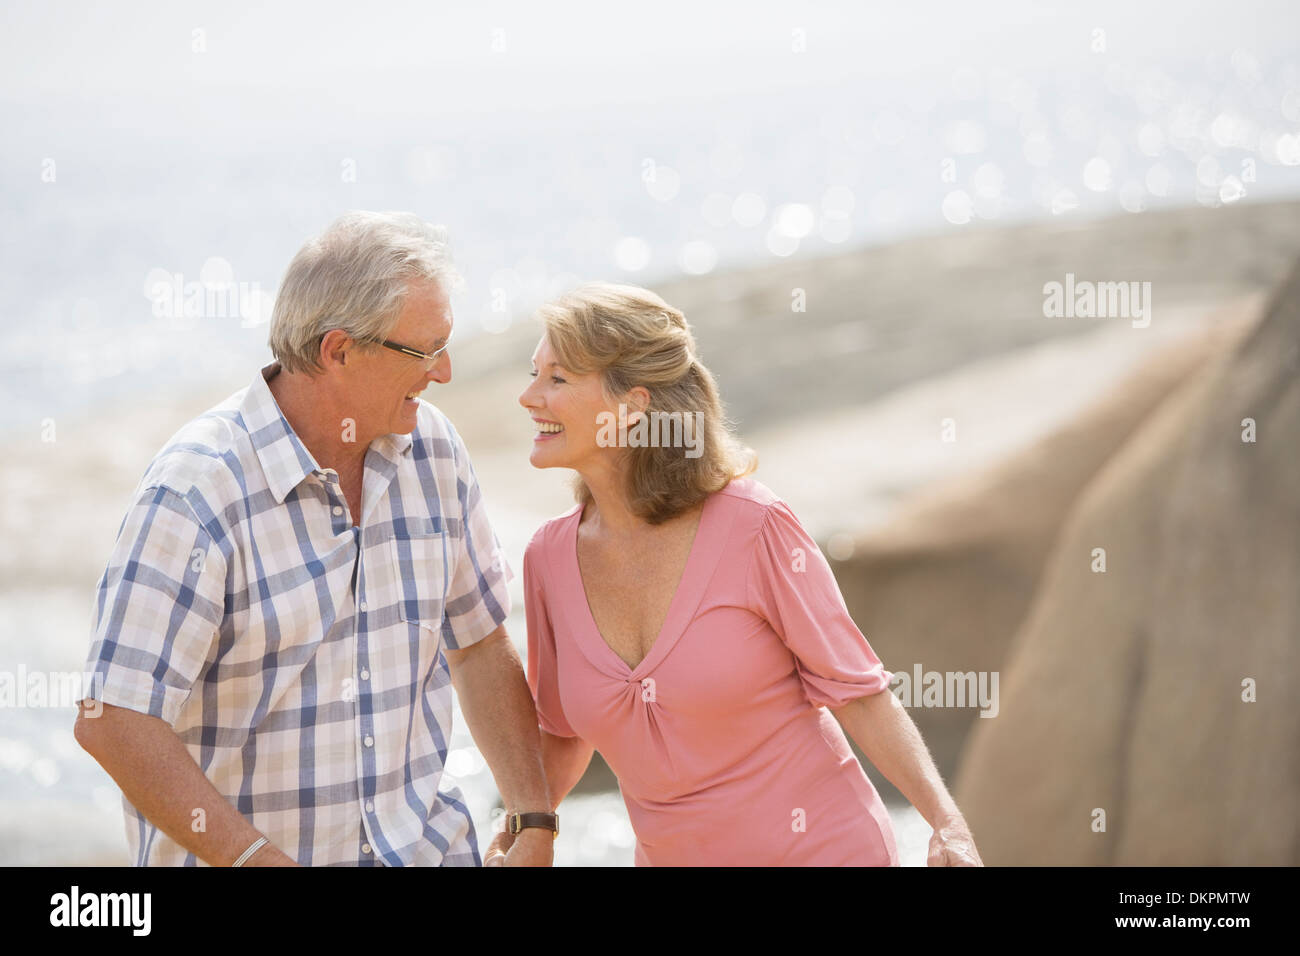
top-left (448, 627), bottom-right (551, 814)
top-left (74, 700), bottom-right (297, 866)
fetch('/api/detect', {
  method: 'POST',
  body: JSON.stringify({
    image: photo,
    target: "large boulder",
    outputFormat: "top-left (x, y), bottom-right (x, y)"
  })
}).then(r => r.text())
top-left (832, 307), bottom-right (1258, 797)
top-left (955, 260), bottom-right (1300, 864)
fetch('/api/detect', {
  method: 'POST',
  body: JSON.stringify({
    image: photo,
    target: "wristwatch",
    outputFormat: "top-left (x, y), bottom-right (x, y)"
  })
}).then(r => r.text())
top-left (508, 811), bottom-right (559, 838)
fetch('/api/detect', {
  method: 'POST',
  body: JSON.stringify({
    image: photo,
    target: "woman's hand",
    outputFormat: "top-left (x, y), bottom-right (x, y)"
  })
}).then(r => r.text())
top-left (926, 814), bottom-right (983, 866)
top-left (483, 822), bottom-right (554, 866)
top-left (829, 691), bottom-right (984, 866)
top-left (483, 826), bottom-right (514, 867)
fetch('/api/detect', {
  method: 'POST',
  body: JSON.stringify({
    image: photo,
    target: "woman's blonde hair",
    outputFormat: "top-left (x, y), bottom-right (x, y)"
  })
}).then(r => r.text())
top-left (536, 281), bottom-right (757, 525)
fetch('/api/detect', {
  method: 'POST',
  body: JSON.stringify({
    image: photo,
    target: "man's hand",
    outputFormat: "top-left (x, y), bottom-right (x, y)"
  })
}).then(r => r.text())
top-left (503, 827), bottom-right (554, 867)
top-left (244, 845), bottom-right (303, 866)
top-left (484, 820), bottom-right (553, 867)
top-left (74, 700), bottom-right (299, 867)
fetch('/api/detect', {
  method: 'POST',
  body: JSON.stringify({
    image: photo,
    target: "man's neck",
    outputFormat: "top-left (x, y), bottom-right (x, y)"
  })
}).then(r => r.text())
top-left (267, 367), bottom-right (370, 476)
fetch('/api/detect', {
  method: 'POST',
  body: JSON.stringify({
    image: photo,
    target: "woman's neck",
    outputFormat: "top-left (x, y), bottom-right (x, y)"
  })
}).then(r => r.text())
top-left (577, 464), bottom-right (646, 537)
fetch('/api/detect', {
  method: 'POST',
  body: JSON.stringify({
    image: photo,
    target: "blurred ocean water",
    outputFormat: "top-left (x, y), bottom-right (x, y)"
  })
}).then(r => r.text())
top-left (4, 46), bottom-right (1300, 434)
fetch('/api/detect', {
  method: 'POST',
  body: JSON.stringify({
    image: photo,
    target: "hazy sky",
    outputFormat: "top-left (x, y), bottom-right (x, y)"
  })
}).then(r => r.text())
top-left (4, 0), bottom-right (1298, 115)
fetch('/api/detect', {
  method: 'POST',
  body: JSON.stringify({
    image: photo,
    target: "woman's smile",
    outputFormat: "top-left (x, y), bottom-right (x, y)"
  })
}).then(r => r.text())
top-left (533, 417), bottom-right (565, 442)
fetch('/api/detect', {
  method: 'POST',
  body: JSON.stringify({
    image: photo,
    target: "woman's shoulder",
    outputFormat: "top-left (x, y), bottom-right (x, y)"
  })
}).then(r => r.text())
top-left (714, 475), bottom-right (783, 512)
top-left (711, 476), bottom-right (796, 535)
top-left (525, 503), bottom-right (584, 557)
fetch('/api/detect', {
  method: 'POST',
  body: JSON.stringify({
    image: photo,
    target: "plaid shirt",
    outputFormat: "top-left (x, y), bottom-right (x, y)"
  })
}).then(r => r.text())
top-left (83, 362), bottom-right (513, 866)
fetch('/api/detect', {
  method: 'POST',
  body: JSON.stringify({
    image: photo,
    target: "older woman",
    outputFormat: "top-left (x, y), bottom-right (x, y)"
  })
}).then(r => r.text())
top-left (502, 282), bottom-right (982, 866)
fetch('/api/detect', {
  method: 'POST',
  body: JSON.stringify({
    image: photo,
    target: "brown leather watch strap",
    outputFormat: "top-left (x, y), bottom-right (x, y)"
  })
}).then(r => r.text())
top-left (508, 811), bottom-right (559, 838)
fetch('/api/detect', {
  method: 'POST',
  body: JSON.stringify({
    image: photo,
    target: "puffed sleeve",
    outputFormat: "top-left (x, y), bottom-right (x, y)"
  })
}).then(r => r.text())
top-left (745, 499), bottom-right (894, 708)
top-left (523, 533), bottom-right (578, 738)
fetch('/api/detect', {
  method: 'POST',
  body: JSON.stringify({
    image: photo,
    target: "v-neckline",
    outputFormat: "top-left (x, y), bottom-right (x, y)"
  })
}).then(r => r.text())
top-left (567, 492), bottom-right (719, 680)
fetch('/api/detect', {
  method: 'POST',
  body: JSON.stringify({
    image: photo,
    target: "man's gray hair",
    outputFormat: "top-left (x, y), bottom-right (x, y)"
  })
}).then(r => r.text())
top-left (268, 210), bottom-right (463, 374)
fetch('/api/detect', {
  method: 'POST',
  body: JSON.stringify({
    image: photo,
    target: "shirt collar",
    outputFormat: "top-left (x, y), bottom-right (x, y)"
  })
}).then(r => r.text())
top-left (240, 362), bottom-right (414, 504)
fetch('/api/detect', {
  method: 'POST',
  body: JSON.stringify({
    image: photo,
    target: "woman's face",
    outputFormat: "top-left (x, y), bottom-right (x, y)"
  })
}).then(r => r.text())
top-left (518, 334), bottom-right (633, 473)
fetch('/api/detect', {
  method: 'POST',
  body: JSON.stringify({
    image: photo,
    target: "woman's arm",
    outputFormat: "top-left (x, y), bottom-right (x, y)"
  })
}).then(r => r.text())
top-left (830, 689), bottom-right (983, 865)
top-left (484, 730), bottom-right (595, 864)
top-left (541, 730), bottom-right (596, 808)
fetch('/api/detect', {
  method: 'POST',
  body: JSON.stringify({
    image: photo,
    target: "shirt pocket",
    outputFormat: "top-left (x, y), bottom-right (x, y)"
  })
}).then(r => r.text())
top-left (389, 519), bottom-right (450, 641)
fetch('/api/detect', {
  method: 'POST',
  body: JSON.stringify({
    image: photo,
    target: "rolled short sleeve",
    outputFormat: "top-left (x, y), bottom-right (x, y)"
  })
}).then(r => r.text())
top-left (440, 422), bottom-right (513, 651)
top-left (83, 485), bottom-right (227, 727)
top-left (745, 499), bottom-right (893, 708)
top-left (523, 537), bottom-right (577, 738)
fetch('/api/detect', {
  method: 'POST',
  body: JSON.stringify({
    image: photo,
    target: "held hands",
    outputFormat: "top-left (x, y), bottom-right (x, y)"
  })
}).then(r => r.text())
top-left (483, 825), bottom-right (513, 866)
top-left (484, 820), bottom-right (554, 867)
top-left (926, 813), bottom-right (983, 866)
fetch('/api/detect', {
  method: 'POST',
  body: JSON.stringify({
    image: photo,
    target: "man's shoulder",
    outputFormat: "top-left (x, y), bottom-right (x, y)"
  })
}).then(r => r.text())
top-left (136, 388), bottom-right (255, 512)
top-left (413, 397), bottom-right (455, 438)
top-left (410, 398), bottom-right (472, 464)
top-left (405, 400), bottom-right (491, 481)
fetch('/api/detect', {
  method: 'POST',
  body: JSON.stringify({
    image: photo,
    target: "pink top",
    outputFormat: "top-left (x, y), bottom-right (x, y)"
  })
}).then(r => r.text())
top-left (524, 476), bottom-right (899, 866)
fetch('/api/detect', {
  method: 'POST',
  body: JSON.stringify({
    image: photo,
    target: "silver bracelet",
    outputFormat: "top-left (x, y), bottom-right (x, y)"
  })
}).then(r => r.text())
top-left (232, 836), bottom-right (269, 867)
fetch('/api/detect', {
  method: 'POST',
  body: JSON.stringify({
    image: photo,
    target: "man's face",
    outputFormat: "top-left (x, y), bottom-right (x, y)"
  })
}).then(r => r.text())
top-left (343, 278), bottom-right (452, 441)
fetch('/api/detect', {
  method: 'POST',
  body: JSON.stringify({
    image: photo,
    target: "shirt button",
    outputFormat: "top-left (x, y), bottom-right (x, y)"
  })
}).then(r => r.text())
top-left (359, 600), bottom-right (368, 611)
top-left (361, 843), bottom-right (371, 854)
top-left (360, 669), bottom-right (370, 680)
top-left (364, 735), bottom-right (374, 747)
top-left (332, 505), bottom-right (343, 516)
top-left (365, 801), bottom-right (375, 814)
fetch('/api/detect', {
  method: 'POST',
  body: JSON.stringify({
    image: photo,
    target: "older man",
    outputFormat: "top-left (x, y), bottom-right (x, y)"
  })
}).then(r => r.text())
top-left (74, 211), bottom-right (555, 866)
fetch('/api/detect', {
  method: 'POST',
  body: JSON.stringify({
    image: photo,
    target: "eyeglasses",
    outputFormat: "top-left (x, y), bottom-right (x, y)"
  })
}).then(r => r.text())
top-left (376, 328), bottom-right (453, 370)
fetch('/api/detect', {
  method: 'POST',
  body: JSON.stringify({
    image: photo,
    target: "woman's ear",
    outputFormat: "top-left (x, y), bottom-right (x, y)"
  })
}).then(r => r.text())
top-left (625, 386), bottom-right (651, 425)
